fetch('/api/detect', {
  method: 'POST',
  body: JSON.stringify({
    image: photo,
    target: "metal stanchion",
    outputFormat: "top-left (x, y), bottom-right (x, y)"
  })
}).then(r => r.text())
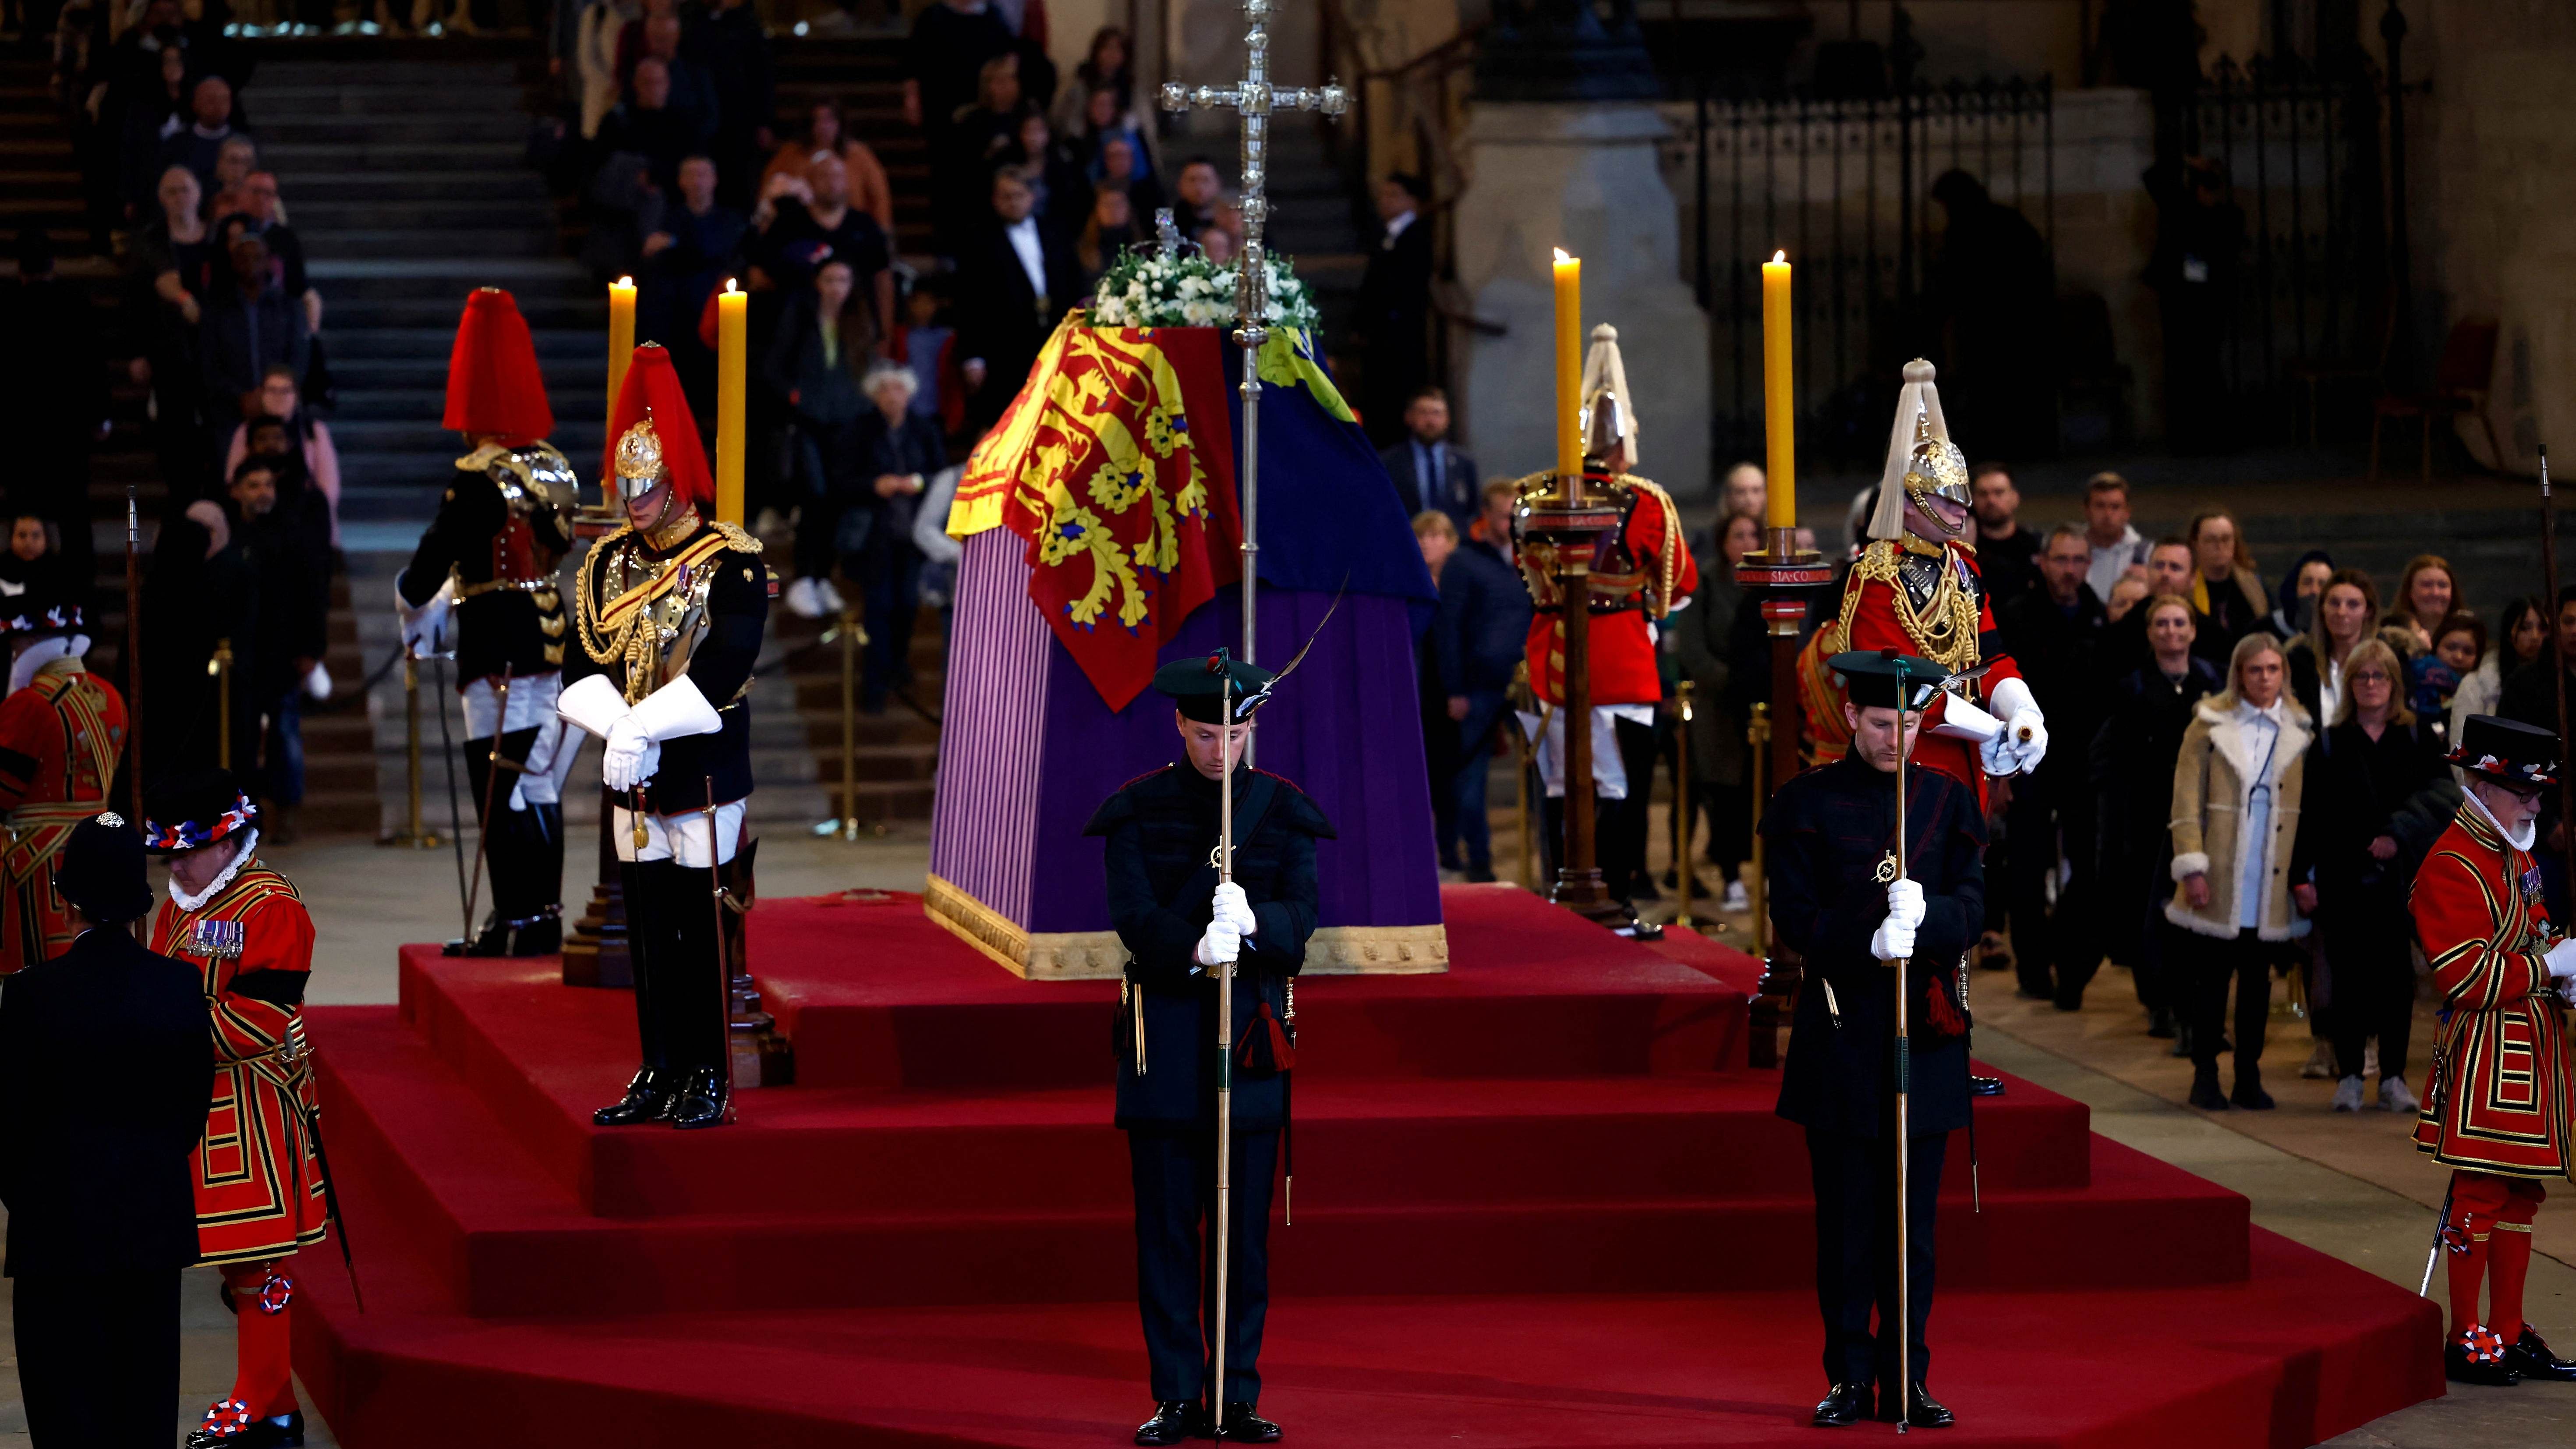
top-left (840, 606), bottom-right (860, 842)
top-left (382, 656), bottom-right (442, 847)
top-left (212, 638), bottom-right (234, 771)
top-left (1748, 701), bottom-right (1769, 955)
top-left (1674, 679), bottom-right (1695, 930)
top-left (1510, 661), bottom-right (1537, 890)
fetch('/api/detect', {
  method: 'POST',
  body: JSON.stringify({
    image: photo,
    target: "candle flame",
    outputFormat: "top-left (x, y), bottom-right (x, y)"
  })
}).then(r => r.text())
top-left (1553, 248), bottom-right (1571, 263)
top-left (1772, 250), bottom-right (1787, 264)
top-left (615, 275), bottom-right (634, 287)
top-left (725, 277), bottom-right (740, 294)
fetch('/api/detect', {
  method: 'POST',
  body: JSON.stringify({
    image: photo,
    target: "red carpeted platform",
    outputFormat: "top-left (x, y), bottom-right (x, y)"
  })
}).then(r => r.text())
top-left (295, 884), bottom-right (2442, 1447)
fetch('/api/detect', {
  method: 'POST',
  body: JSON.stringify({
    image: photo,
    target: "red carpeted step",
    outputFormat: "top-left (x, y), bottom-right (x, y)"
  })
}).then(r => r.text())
top-left (742, 886), bottom-right (1752, 1089)
top-left (295, 1233), bottom-right (2438, 1449)
top-left (315, 1008), bottom-right (2237, 1317)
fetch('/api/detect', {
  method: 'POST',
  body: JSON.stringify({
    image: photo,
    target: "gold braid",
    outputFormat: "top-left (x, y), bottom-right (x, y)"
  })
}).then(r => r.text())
top-left (1836, 540), bottom-right (1981, 675)
top-left (573, 521), bottom-right (764, 704)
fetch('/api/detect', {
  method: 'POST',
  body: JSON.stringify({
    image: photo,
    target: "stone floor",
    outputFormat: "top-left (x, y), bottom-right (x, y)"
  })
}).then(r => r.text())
top-left (4, 827), bottom-right (2569, 1446)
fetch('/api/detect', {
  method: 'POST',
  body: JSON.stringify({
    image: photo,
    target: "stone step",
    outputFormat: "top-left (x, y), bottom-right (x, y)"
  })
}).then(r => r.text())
top-left (265, 170), bottom-right (549, 202)
top-left (262, 140), bottom-right (524, 171)
top-left (298, 227), bottom-right (560, 260)
top-left (290, 197), bottom-right (558, 231)
top-left (322, 295), bottom-right (605, 330)
top-left (246, 58), bottom-right (528, 88)
top-left (246, 82), bottom-right (537, 116)
top-left (255, 113), bottom-right (533, 146)
top-left (329, 384), bottom-right (605, 422)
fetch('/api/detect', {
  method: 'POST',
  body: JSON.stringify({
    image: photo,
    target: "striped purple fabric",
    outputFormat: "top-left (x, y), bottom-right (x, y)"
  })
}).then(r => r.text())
top-left (928, 528), bottom-right (1050, 922)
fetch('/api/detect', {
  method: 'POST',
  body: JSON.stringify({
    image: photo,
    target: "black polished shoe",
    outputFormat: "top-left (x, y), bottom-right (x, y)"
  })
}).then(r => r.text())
top-left (1810, 1382), bottom-right (1872, 1427)
top-left (1968, 1075), bottom-right (2006, 1097)
top-left (510, 914), bottom-right (563, 956)
top-left (2187, 1066), bottom-right (2230, 1111)
top-left (443, 918), bottom-right (513, 957)
top-left (186, 1404), bottom-right (305, 1448)
top-left (2447, 1328), bottom-right (2519, 1387)
top-left (591, 1066), bottom-right (675, 1126)
top-left (1876, 1382), bottom-right (1952, 1427)
top-left (667, 1064), bottom-right (732, 1129)
top-left (1133, 1401), bottom-right (1205, 1445)
top-left (2147, 1006), bottom-right (2178, 1039)
top-left (2230, 1069), bottom-right (2275, 1111)
top-left (2505, 1327), bottom-right (2576, 1382)
top-left (1218, 1402), bottom-right (1282, 1442)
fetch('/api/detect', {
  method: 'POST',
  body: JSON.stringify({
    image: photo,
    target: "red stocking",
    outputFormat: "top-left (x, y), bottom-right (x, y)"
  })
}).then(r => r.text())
top-left (2444, 1231), bottom-right (2490, 1340)
top-left (2443, 1172), bottom-right (2509, 1339)
top-left (226, 1264), bottom-right (298, 1419)
top-left (2490, 1227), bottom-right (2531, 1342)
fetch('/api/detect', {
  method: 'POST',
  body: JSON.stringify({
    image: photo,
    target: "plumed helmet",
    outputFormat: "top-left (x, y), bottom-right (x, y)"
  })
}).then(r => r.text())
top-left (602, 344), bottom-right (714, 508)
top-left (1901, 408), bottom-right (1970, 513)
top-left (442, 287), bottom-right (555, 443)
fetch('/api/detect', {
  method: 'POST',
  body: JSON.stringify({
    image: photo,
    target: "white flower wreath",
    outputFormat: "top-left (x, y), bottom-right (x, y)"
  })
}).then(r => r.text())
top-left (1087, 248), bottom-right (1321, 333)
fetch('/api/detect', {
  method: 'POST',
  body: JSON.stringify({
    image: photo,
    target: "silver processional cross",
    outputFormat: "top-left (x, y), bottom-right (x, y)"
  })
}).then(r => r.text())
top-left (1161, 0), bottom-right (1347, 673)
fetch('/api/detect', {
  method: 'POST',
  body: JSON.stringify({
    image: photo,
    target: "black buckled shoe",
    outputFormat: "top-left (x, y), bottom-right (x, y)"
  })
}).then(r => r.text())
top-left (2505, 1327), bottom-right (2576, 1382)
top-left (510, 912), bottom-right (563, 956)
top-left (592, 1067), bottom-right (675, 1127)
top-left (1876, 1383), bottom-right (1952, 1428)
top-left (186, 1402), bottom-right (305, 1447)
top-left (1811, 1382), bottom-right (1872, 1427)
top-left (2446, 1325), bottom-right (2519, 1386)
top-left (1968, 1075), bottom-right (2006, 1097)
top-left (1217, 1403), bottom-right (1281, 1442)
top-left (667, 1065), bottom-right (732, 1129)
top-left (1133, 1400), bottom-right (1205, 1445)
top-left (443, 917), bottom-right (513, 957)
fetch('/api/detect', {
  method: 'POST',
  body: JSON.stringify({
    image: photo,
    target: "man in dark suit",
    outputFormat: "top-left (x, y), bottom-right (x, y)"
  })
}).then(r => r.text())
top-left (1433, 508), bottom-right (1531, 882)
top-left (1764, 653), bottom-right (1982, 1430)
top-left (1352, 171), bottom-right (1434, 446)
top-left (1085, 653), bottom-right (1332, 1446)
top-left (0, 812), bottom-right (215, 1448)
top-left (1377, 386), bottom-right (1479, 538)
top-left (958, 170), bottom-right (1077, 435)
top-left (1995, 524), bottom-right (2112, 1007)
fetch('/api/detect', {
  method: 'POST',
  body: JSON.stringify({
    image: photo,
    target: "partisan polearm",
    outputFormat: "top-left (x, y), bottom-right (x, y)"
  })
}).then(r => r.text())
top-left (1213, 668), bottom-right (1238, 1421)
top-left (1891, 656), bottom-right (1916, 1434)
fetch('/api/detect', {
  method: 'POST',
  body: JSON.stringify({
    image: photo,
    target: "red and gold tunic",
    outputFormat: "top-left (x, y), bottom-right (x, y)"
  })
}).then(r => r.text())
top-left (2411, 805), bottom-right (2574, 1180)
top-left (1798, 538), bottom-right (2023, 799)
top-left (0, 659), bottom-right (126, 973)
top-left (1519, 478), bottom-right (1698, 708)
top-left (152, 862), bottom-right (329, 1264)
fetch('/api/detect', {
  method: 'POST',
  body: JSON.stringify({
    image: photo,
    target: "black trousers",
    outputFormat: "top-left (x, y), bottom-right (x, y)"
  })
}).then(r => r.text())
top-left (1127, 1126), bottom-right (1280, 1406)
top-left (2003, 771), bottom-right (2096, 1003)
top-left (465, 726), bottom-right (563, 929)
top-left (1805, 1127), bottom-right (1947, 1390)
top-left (2325, 900), bottom-right (2415, 1084)
top-left (2185, 925), bottom-right (2274, 1074)
top-left (13, 1270), bottom-right (182, 1448)
top-left (621, 858), bottom-right (729, 1077)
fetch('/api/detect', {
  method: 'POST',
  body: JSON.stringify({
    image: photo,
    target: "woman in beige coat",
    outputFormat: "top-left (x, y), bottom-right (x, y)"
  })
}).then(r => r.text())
top-left (2168, 632), bottom-right (2316, 1111)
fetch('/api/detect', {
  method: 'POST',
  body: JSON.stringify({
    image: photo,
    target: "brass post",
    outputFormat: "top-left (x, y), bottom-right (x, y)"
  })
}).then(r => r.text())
top-left (1674, 679), bottom-right (1694, 929)
top-left (1511, 659), bottom-right (1536, 891)
top-left (386, 656), bottom-right (440, 847)
top-left (1748, 702), bottom-right (1770, 956)
top-left (839, 606), bottom-right (860, 842)
top-left (212, 638), bottom-right (233, 770)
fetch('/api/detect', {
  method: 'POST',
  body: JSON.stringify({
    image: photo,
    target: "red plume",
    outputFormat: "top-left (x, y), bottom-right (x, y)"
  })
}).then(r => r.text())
top-left (603, 343), bottom-right (715, 510)
top-left (442, 287), bottom-right (554, 442)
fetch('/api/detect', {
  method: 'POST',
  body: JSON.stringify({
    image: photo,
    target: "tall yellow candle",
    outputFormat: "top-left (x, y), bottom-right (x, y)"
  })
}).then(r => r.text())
top-left (606, 276), bottom-right (636, 444)
top-left (1760, 252), bottom-right (1796, 530)
top-left (1552, 249), bottom-right (1582, 481)
top-left (715, 279), bottom-right (747, 526)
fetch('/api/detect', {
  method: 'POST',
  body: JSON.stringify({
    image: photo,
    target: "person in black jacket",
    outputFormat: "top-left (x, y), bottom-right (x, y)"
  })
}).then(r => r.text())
top-left (765, 258), bottom-right (870, 618)
top-left (1084, 652), bottom-right (1331, 1447)
top-left (1432, 507), bottom-right (1532, 882)
top-left (2090, 594), bottom-right (2222, 1038)
top-left (2304, 638), bottom-right (2453, 1115)
top-left (1996, 525), bottom-right (2111, 1006)
top-left (1351, 172), bottom-right (1433, 446)
top-left (956, 170), bottom-right (1076, 434)
top-left (1766, 652), bottom-right (1982, 1431)
top-left (0, 813), bottom-right (214, 1449)
top-left (847, 363), bottom-right (944, 713)
top-left (683, 0), bottom-right (774, 207)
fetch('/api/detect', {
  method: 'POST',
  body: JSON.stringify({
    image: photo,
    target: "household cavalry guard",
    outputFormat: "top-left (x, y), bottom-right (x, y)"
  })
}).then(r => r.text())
top-left (1798, 359), bottom-right (2049, 795)
top-left (0, 595), bottom-right (126, 973)
top-left (147, 769), bottom-right (329, 1449)
top-left (1084, 651), bottom-right (1333, 1446)
top-left (559, 343), bottom-right (768, 1133)
top-left (2410, 715), bottom-right (2576, 1388)
top-left (1511, 322), bottom-right (1698, 913)
top-left (397, 286), bottom-right (581, 956)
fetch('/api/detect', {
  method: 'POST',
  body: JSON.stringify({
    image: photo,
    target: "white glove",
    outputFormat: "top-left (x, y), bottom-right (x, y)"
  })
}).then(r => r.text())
top-left (303, 659), bottom-right (332, 702)
top-left (557, 672), bottom-right (631, 739)
top-left (1194, 919), bottom-right (1241, 967)
top-left (396, 575), bottom-right (455, 659)
top-left (628, 675), bottom-right (724, 742)
top-left (1211, 882), bottom-right (1256, 935)
top-left (2545, 937), bottom-right (2576, 984)
top-left (1983, 676), bottom-right (2049, 776)
top-left (601, 717), bottom-right (662, 791)
top-left (1871, 878), bottom-right (1924, 960)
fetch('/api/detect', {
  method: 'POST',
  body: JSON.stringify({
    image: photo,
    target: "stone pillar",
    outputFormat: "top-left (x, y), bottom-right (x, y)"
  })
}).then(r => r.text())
top-left (1451, 102), bottom-right (1712, 499)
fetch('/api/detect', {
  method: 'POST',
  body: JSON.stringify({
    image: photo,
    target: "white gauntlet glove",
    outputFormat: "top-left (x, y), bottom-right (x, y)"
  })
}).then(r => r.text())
top-left (396, 576), bottom-right (455, 659)
top-left (601, 717), bottom-right (660, 792)
top-left (1981, 677), bottom-right (2049, 776)
top-left (1194, 919), bottom-right (1241, 968)
top-left (2545, 937), bottom-right (2576, 984)
top-left (1211, 882), bottom-right (1257, 935)
top-left (1869, 879), bottom-right (1926, 961)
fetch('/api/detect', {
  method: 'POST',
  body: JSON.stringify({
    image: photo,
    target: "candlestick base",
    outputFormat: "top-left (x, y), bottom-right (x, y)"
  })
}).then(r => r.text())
top-left (1547, 867), bottom-right (1635, 930)
top-left (1733, 548), bottom-right (1833, 590)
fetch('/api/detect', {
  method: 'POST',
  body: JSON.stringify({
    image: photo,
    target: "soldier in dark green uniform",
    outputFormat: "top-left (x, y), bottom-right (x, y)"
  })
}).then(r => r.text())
top-left (1763, 652), bottom-right (1985, 1430)
top-left (1084, 652), bottom-right (1334, 1446)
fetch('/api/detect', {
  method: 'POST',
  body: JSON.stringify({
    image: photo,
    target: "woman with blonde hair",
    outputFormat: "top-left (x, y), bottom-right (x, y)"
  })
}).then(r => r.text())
top-left (2168, 631), bottom-right (2314, 1110)
top-left (2305, 636), bottom-right (2452, 1114)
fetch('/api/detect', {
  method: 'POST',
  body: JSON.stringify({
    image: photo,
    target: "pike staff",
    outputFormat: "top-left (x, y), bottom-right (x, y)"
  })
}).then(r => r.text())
top-left (123, 485), bottom-right (143, 830)
top-left (2541, 445), bottom-right (2576, 911)
top-left (1888, 650), bottom-right (1917, 1434)
top-left (1211, 659), bottom-right (1238, 1424)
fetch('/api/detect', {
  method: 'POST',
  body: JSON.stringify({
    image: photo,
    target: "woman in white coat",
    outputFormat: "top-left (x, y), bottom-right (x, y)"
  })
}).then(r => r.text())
top-left (2168, 632), bottom-right (2316, 1112)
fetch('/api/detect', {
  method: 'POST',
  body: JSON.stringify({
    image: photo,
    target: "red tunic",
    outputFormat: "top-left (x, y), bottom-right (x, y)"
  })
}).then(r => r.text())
top-left (2411, 805), bottom-right (2573, 1180)
top-left (1798, 539), bottom-right (2023, 799)
top-left (1522, 484), bottom-right (1699, 708)
top-left (0, 660), bottom-right (127, 973)
top-left (152, 864), bottom-right (330, 1265)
